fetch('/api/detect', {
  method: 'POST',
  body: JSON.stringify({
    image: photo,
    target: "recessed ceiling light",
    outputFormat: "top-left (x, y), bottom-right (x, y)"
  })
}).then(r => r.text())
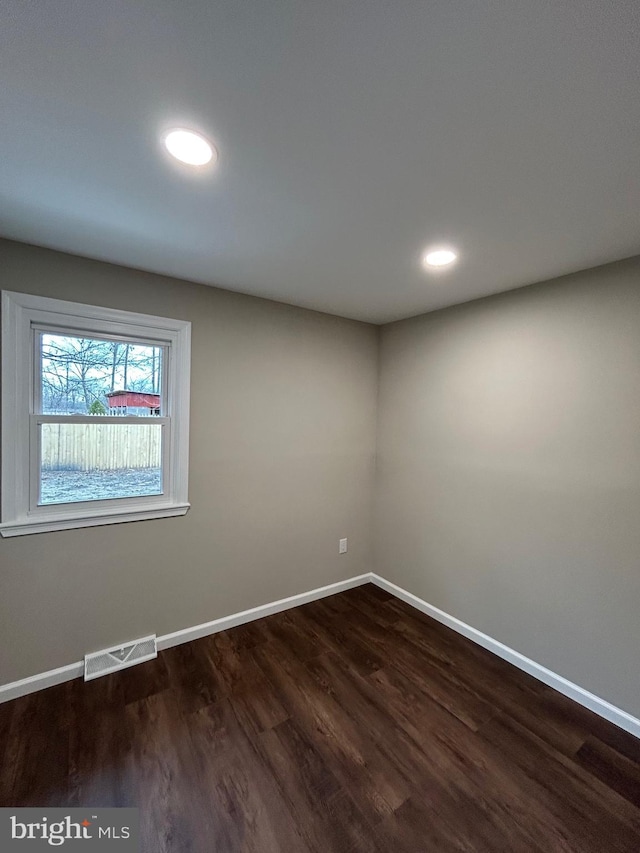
top-left (423, 248), bottom-right (458, 268)
top-left (163, 128), bottom-right (216, 167)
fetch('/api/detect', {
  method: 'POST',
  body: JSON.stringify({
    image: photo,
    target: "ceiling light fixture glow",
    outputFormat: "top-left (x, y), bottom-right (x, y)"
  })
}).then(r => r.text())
top-left (423, 248), bottom-right (458, 268)
top-left (163, 128), bottom-right (216, 166)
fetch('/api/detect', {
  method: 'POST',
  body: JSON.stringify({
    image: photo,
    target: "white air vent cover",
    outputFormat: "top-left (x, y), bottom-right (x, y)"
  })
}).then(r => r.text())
top-left (84, 634), bottom-right (157, 681)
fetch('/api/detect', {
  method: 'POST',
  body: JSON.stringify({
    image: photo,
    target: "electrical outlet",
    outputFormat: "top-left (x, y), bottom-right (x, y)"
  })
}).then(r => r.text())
top-left (339, 538), bottom-right (348, 554)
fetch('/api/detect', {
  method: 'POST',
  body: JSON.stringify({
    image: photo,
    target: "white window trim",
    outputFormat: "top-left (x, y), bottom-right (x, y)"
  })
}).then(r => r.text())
top-left (1, 290), bottom-right (191, 537)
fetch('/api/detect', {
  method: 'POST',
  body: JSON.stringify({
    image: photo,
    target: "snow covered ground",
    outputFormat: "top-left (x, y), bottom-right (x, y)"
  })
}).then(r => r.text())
top-left (40, 468), bottom-right (162, 504)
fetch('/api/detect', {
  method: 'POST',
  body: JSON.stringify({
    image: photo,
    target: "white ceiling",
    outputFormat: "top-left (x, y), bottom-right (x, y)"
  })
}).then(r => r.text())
top-left (1, 1), bottom-right (639, 323)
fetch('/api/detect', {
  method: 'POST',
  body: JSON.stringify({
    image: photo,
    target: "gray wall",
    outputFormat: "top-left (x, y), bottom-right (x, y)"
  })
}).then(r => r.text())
top-left (0, 239), bottom-right (378, 684)
top-left (376, 257), bottom-right (640, 717)
top-left (2, 238), bottom-right (639, 721)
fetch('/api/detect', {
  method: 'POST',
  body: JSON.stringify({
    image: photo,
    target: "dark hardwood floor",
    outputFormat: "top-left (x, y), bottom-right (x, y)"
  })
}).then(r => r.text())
top-left (2, 583), bottom-right (640, 852)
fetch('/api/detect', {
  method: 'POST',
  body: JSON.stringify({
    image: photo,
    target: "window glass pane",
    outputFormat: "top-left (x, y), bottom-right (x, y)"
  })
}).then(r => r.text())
top-left (39, 423), bottom-right (162, 505)
top-left (40, 333), bottom-right (163, 415)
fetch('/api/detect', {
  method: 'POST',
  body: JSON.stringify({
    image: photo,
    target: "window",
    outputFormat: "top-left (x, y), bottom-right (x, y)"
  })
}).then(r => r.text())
top-left (1, 291), bottom-right (191, 536)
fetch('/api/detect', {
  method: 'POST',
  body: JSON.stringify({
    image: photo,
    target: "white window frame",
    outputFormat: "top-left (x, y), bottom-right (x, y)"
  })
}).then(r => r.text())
top-left (1, 291), bottom-right (191, 537)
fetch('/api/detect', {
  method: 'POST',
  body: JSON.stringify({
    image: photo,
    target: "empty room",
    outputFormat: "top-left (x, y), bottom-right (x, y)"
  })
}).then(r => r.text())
top-left (1, 2), bottom-right (639, 851)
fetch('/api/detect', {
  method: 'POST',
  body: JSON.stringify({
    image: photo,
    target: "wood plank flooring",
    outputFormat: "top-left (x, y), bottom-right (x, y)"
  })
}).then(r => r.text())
top-left (2, 583), bottom-right (640, 851)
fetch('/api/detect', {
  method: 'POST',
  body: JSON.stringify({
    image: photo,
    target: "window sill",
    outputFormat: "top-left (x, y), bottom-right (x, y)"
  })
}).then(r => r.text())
top-left (0, 502), bottom-right (190, 537)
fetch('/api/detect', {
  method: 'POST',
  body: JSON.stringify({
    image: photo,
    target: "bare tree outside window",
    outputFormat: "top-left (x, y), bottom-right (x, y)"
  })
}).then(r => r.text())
top-left (41, 333), bottom-right (163, 414)
top-left (39, 333), bottom-right (165, 503)
top-left (1, 291), bottom-right (191, 537)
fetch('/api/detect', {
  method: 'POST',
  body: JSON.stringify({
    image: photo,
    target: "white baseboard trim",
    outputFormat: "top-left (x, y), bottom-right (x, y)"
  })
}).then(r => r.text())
top-left (156, 573), bottom-right (371, 651)
top-left (2, 569), bottom-right (639, 742)
top-left (0, 573), bottom-right (371, 704)
top-left (370, 572), bottom-right (640, 740)
top-left (0, 661), bottom-right (85, 705)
